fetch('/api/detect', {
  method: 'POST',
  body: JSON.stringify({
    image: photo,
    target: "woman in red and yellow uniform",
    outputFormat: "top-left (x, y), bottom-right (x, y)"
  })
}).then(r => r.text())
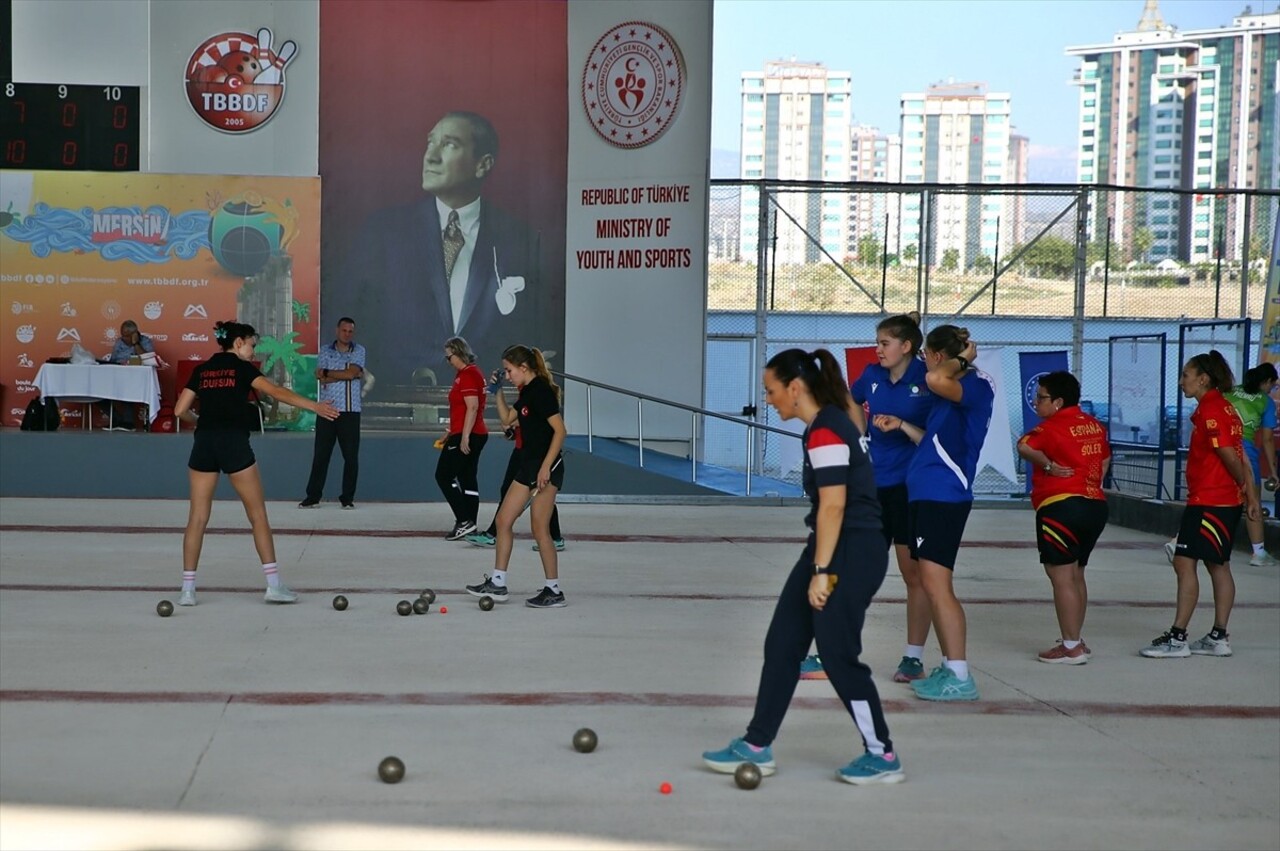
top-left (1017, 371), bottom-right (1111, 664)
top-left (1140, 350), bottom-right (1260, 659)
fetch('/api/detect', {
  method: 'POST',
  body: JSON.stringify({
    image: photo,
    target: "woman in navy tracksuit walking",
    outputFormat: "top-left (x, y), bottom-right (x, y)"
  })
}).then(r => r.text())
top-left (702, 347), bottom-right (902, 785)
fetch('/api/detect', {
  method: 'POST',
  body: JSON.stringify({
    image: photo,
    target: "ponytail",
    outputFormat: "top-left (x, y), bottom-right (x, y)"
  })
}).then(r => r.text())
top-left (502, 344), bottom-right (561, 403)
top-left (213, 320), bottom-right (256, 351)
top-left (1188, 350), bottom-right (1234, 392)
top-left (765, 347), bottom-right (852, 410)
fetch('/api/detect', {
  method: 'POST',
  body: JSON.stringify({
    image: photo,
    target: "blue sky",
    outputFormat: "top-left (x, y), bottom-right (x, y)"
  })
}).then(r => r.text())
top-left (711, 0), bottom-right (1244, 179)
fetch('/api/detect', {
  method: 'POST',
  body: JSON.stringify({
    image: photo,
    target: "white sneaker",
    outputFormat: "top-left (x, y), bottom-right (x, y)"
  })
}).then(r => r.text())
top-left (1188, 633), bottom-right (1233, 657)
top-left (1139, 630), bottom-right (1190, 658)
top-left (264, 584), bottom-right (298, 604)
top-left (1249, 551), bottom-right (1279, 567)
top-left (1163, 540), bottom-right (1176, 564)
top-left (178, 589), bottom-right (196, 607)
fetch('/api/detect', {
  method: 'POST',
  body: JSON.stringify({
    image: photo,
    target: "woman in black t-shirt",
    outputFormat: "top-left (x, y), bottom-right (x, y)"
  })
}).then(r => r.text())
top-left (465, 345), bottom-right (567, 609)
top-left (171, 321), bottom-right (339, 608)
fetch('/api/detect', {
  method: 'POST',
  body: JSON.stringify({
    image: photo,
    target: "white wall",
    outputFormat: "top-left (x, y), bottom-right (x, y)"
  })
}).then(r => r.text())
top-left (148, 0), bottom-right (318, 176)
top-left (12, 0), bottom-right (149, 85)
top-left (564, 1), bottom-right (713, 439)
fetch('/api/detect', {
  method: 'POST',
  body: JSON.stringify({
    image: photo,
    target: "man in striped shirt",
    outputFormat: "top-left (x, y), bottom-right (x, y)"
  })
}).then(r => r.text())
top-left (300, 317), bottom-right (366, 509)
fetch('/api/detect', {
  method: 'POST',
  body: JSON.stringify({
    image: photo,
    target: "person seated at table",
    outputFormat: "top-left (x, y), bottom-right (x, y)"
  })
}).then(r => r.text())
top-left (103, 320), bottom-right (158, 430)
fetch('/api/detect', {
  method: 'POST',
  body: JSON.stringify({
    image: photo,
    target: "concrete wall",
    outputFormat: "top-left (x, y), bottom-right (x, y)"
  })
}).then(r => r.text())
top-left (0, 432), bottom-right (715, 501)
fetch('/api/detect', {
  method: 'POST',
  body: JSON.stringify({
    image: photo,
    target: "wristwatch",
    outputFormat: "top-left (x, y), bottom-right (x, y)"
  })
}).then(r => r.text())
top-left (1043, 461), bottom-right (1052, 472)
top-left (323, 368), bottom-right (329, 378)
top-left (813, 563), bottom-right (830, 575)
top-left (955, 355), bottom-right (970, 371)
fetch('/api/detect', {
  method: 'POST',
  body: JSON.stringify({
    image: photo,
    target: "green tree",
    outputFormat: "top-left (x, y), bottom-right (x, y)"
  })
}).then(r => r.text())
top-left (857, 235), bottom-right (881, 266)
top-left (940, 248), bottom-right (959, 271)
top-left (1086, 239), bottom-right (1121, 269)
top-left (1016, 235), bottom-right (1075, 277)
top-left (1131, 227), bottom-right (1154, 263)
top-left (970, 254), bottom-right (994, 274)
top-left (902, 243), bottom-right (918, 263)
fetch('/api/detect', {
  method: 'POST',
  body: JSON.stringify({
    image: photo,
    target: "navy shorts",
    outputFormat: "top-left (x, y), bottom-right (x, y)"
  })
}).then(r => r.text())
top-left (1035, 496), bottom-right (1109, 567)
top-left (877, 483), bottom-right (911, 547)
top-left (1174, 504), bottom-right (1243, 565)
top-left (188, 429), bottom-right (256, 475)
top-left (907, 499), bottom-right (972, 570)
top-left (516, 453), bottom-right (564, 491)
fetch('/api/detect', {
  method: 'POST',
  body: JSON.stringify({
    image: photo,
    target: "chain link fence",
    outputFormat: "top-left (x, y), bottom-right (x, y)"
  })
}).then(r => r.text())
top-left (707, 180), bottom-right (1277, 496)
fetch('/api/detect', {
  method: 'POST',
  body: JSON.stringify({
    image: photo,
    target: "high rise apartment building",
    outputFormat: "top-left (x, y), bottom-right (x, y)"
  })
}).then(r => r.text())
top-left (738, 61), bottom-right (853, 264)
top-left (850, 125), bottom-right (903, 259)
top-left (1066, 1), bottom-right (1279, 262)
top-left (897, 82), bottom-right (1016, 269)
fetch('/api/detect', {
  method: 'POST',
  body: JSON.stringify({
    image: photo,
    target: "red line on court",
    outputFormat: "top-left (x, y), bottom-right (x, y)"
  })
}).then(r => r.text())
top-left (0, 524), bottom-right (1163, 548)
top-left (0, 689), bottom-right (1273, 719)
top-left (0, 584), bottom-right (1274, 608)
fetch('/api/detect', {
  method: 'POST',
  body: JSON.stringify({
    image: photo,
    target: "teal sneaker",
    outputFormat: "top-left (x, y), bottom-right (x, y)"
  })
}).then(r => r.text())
top-left (909, 664), bottom-right (949, 692)
top-left (913, 668), bottom-right (979, 702)
top-left (465, 532), bottom-right (496, 547)
top-left (532, 538), bottom-right (566, 552)
top-left (701, 737), bottom-right (777, 776)
top-left (799, 654), bottom-right (827, 680)
top-left (837, 752), bottom-right (905, 785)
top-left (892, 656), bottom-right (925, 683)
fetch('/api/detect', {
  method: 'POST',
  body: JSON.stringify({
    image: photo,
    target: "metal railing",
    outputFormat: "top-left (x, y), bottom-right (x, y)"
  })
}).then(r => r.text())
top-left (555, 370), bottom-right (801, 496)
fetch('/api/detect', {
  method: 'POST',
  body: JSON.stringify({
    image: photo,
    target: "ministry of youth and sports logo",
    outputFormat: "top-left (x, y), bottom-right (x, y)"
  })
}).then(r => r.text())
top-left (582, 21), bottom-right (685, 149)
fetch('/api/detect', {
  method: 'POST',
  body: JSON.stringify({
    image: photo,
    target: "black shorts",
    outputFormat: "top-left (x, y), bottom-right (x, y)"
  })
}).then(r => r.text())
top-left (907, 500), bottom-right (972, 570)
top-left (516, 453), bottom-right (564, 491)
top-left (1174, 504), bottom-right (1244, 565)
top-left (1035, 496), bottom-right (1109, 567)
top-left (188, 429), bottom-right (256, 475)
top-left (877, 483), bottom-right (911, 547)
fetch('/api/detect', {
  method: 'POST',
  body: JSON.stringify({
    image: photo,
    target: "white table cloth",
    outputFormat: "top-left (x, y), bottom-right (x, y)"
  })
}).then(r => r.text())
top-left (33, 363), bottom-right (162, 424)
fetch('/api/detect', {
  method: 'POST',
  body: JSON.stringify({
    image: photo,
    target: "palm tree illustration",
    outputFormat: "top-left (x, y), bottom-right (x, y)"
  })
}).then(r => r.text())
top-left (292, 299), bottom-right (311, 324)
top-left (256, 332), bottom-right (306, 425)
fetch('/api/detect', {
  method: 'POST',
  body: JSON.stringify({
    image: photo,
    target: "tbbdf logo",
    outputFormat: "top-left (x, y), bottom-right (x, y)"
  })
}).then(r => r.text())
top-left (185, 27), bottom-right (297, 134)
top-left (582, 21), bottom-right (685, 149)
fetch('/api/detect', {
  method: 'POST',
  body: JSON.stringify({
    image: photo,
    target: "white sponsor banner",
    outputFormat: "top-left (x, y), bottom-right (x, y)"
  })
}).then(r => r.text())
top-left (565, 2), bottom-right (712, 440)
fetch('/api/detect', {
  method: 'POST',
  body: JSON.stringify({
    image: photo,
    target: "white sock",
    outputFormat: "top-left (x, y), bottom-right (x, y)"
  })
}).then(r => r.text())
top-left (546, 579), bottom-right (561, 593)
top-left (905, 644), bottom-right (924, 660)
top-left (182, 571), bottom-right (196, 592)
top-left (491, 570), bottom-right (508, 588)
top-left (1253, 542), bottom-right (1266, 556)
top-left (945, 659), bottom-right (969, 680)
top-left (262, 562), bottom-right (280, 588)
top-left (1063, 639), bottom-right (1081, 650)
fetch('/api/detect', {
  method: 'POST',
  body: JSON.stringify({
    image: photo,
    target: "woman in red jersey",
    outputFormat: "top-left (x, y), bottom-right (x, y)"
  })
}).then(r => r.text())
top-left (436, 336), bottom-right (489, 541)
top-left (1017, 371), bottom-right (1110, 664)
top-left (1140, 351), bottom-right (1260, 659)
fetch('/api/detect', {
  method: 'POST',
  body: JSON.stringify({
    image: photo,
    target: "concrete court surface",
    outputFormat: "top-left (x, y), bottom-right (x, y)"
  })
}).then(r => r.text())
top-left (0, 497), bottom-right (1277, 851)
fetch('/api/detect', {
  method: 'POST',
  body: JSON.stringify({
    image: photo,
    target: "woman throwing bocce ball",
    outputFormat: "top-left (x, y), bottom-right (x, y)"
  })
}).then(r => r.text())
top-left (173, 321), bottom-right (338, 607)
top-left (464, 345), bottom-right (568, 608)
top-left (703, 348), bottom-right (903, 786)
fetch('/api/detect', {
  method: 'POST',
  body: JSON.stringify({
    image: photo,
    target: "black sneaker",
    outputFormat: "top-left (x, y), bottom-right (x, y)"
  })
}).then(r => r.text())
top-left (446, 521), bottom-right (477, 541)
top-left (299, 499), bottom-right (320, 508)
top-left (525, 587), bottom-right (566, 609)
top-left (341, 501), bottom-right (355, 510)
top-left (465, 575), bottom-right (509, 601)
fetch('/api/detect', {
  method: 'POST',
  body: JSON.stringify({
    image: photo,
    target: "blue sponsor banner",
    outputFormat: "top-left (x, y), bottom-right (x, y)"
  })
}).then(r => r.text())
top-left (1018, 350), bottom-right (1069, 492)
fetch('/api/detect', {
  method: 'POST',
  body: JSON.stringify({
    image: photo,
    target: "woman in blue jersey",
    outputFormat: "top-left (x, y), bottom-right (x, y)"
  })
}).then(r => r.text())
top-left (903, 325), bottom-right (993, 701)
top-left (703, 348), bottom-right (903, 786)
top-left (852, 313), bottom-right (934, 682)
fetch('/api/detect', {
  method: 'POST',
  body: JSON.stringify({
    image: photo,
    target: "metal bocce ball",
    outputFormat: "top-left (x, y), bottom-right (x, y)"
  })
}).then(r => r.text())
top-left (479, 596), bottom-right (495, 611)
top-left (412, 598), bottom-right (430, 615)
top-left (377, 756), bottom-right (405, 784)
top-left (396, 600), bottom-right (413, 616)
top-left (572, 728), bottom-right (598, 753)
top-left (734, 762), bottom-right (762, 790)
top-left (420, 589), bottom-right (436, 604)
top-left (156, 600), bottom-right (174, 617)
top-left (332, 595), bottom-right (349, 611)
